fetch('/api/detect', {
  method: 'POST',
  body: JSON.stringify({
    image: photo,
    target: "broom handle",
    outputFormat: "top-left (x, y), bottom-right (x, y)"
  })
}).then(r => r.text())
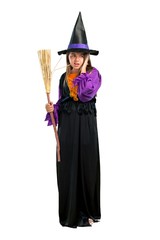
top-left (47, 93), bottom-right (61, 162)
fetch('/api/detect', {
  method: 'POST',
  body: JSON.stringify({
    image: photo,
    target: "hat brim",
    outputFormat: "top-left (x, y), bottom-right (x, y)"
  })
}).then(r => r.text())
top-left (58, 48), bottom-right (99, 56)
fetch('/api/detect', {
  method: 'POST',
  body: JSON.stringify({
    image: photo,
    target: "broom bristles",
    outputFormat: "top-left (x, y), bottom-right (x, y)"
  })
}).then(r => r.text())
top-left (37, 49), bottom-right (51, 93)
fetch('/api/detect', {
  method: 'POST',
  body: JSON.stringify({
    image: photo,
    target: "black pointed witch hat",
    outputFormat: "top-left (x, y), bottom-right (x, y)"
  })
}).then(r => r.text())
top-left (58, 12), bottom-right (99, 55)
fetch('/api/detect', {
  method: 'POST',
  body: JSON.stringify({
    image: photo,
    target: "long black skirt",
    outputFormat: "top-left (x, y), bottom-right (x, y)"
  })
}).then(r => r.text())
top-left (56, 100), bottom-right (101, 228)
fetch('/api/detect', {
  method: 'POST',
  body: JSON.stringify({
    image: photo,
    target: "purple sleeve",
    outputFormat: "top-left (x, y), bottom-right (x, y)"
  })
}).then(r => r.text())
top-left (44, 87), bottom-right (61, 126)
top-left (73, 68), bottom-right (102, 102)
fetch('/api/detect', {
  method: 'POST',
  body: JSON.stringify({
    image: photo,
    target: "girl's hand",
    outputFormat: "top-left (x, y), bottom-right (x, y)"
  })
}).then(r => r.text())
top-left (45, 102), bottom-right (54, 113)
top-left (81, 54), bottom-right (89, 73)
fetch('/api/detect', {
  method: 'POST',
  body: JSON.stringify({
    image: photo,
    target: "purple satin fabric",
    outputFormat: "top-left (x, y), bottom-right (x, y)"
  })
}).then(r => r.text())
top-left (68, 43), bottom-right (89, 49)
top-left (73, 68), bottom-right (102, 102)
top-left (45, 112), bottom-right (52, 126)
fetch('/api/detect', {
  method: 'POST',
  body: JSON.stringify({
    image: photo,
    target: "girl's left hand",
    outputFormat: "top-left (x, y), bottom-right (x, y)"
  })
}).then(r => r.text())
top-left (81, 54), bottom-right (89, 73)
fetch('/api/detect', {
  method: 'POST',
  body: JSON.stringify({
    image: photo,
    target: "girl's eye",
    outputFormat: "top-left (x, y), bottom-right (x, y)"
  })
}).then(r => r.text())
top-left (70, 53), bottom-right (75, 57)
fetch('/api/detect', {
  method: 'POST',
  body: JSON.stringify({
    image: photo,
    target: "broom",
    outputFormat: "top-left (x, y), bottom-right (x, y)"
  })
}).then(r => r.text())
top-left (37, 49), bottom-right (60, 161)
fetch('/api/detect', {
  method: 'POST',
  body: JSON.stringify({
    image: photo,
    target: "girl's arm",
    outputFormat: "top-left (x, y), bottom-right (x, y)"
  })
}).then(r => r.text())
top-left (45, 87), bottom-right (62, 126)
top-left (73, 68), bottom-right (102, 102)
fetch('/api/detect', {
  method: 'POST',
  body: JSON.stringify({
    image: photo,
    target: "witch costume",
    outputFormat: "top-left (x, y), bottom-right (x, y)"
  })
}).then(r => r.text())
top-left (45, 12), bottom-right (102, 228)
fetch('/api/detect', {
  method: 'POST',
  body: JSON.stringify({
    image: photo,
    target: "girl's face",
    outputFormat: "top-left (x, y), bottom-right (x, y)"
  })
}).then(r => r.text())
top-left (68, 52), bottom-right (85, 71)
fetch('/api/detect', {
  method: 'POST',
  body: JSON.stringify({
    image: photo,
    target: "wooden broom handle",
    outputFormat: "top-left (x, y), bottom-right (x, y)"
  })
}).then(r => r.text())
top-left (47, 93), bottom-right (61, 162)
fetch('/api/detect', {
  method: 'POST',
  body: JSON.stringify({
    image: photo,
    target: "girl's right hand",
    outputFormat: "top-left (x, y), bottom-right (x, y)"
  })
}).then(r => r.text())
top-left (45, 102), bottom-right (54, 113)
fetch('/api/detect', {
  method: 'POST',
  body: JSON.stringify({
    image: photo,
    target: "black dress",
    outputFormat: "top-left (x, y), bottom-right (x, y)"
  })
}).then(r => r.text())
top-left (56, 73), bottom-right (101, 227)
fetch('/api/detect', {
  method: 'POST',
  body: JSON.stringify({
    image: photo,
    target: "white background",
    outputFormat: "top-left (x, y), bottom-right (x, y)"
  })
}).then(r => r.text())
top-left (0, 0), bottom-right (160, 239)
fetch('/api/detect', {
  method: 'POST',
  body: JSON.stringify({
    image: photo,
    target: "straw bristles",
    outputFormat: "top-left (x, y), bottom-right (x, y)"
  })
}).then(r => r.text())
top-left (38, 49), bottom-right (51, 93)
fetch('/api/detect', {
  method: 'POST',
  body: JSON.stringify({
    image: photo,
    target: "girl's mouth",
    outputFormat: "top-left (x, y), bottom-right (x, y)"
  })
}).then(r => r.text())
top-left (74, 63), bottom-right (80, 67)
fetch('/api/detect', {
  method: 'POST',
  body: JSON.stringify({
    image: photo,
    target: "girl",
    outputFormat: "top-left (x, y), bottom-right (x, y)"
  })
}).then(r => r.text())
top-left (45, 12), bottom-right (102, 228)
